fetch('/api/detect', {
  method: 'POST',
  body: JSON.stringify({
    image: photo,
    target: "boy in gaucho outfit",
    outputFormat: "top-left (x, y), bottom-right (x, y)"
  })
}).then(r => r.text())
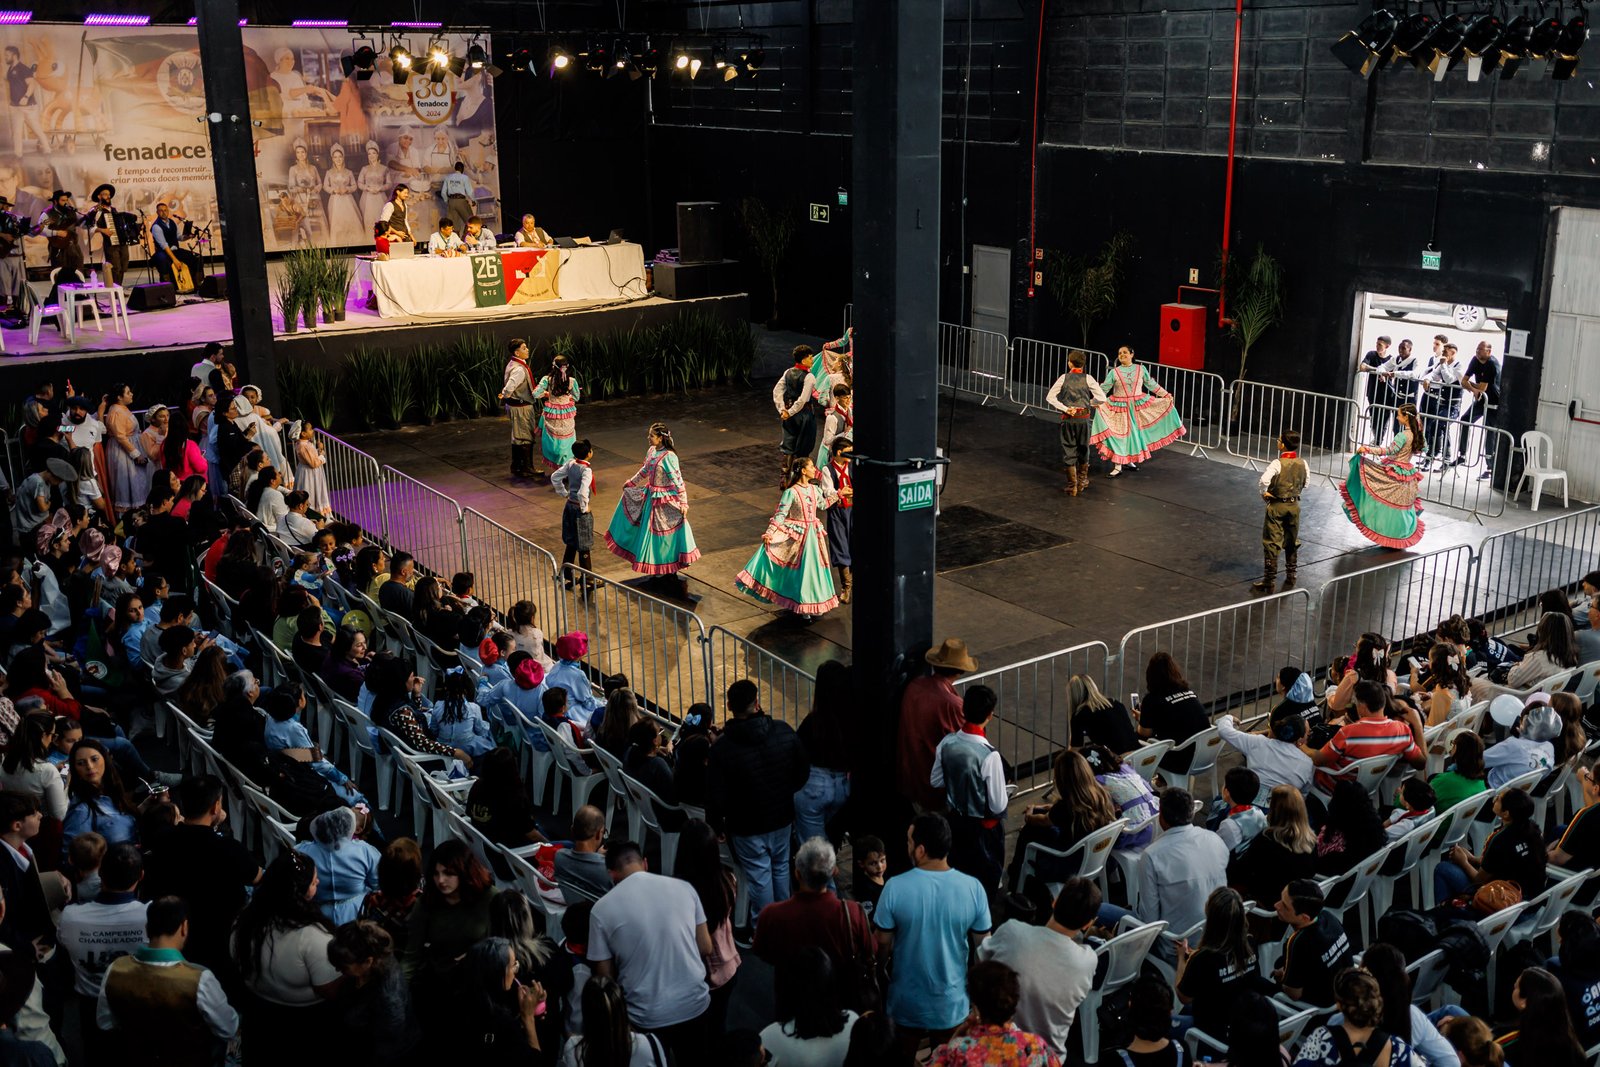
top-left (1045, 350), bottom-right (1108, 495)
top-left (1252, 429), bottom-right (1308, 594)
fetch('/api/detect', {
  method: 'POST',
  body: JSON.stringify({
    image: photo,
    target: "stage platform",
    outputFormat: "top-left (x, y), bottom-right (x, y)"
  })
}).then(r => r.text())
top-left (342, 381), bottom-right (1588, 682)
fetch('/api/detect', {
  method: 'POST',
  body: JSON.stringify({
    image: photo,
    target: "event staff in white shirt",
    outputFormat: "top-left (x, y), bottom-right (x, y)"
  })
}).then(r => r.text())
top-left (427, 219), bottom-right (465, 257)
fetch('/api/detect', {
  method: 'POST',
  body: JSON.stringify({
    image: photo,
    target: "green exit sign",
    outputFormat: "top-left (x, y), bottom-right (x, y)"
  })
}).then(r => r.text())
top-left (897, 469), bottom-right (937, 511)
top-left (1421, 249), bottom-right (1442, 271)
top-left (837, 187), bottom-right (849, 206)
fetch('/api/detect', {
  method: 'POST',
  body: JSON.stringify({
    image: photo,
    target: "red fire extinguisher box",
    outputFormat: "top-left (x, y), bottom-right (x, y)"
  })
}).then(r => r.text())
top-left (1159, 303), bottom-right (1206, 371)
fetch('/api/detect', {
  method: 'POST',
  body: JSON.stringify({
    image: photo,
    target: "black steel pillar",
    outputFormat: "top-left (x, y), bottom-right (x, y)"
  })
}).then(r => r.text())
top-left (850, 0), bottom-right (942, 859)
top-left (196, 0), bottom-right (277, 408)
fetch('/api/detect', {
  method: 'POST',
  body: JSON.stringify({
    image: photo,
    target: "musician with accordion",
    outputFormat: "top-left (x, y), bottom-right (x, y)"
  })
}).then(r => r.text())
top-left (149, 201), bottom-right (203, 293)
top-left (82, 182), bottom-right (138, 287)
top-left (35, 189), bottom-right (84, 274)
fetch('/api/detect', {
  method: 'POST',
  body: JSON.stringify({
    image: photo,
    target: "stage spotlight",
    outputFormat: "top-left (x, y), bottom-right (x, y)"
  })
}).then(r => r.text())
top-left (613, 41), bottom-right (641, 79)
top-left (1551, 12), bottom-right (1587, 79)
top-left (638, 48), bottom-right (661, 77)
top-left (744, 48), bottom-right (765, 77)
top-left (510, 47), bottom-right (534, 72)
top-left (1498, 13), bottom-right (1541, 77)
top-left (1425, 12), bottom-right (1470, 79)
top-left (674, 50), bottom-right (690, 71)
top-left (712, 44), bottom-right (729, 71)
top-left (548, 46), bottom-right (572, 74)
top-left (585, 40), bottom-right (611, 73)
top-left (1460, 12), bottom-right (1506, 80)
top-left (465, 40), bottom-right (501, 78)
top-left (389, 41), bottom-right (414, 84)
top-left (1330, 8), bottom-right (1399, 77)
top-left (1388, 9), bottom-right (1440, 69)
top-left (342, 40), bottom-right (377, 80)
top-left (1527, 11), bottom-right (1567, 56)
top-left (689, 57), bottom-right (703, 79)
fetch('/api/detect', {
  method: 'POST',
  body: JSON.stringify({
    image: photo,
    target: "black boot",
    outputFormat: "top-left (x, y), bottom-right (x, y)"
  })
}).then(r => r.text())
top-left (511, 444), bottom-right (525, 478)
top-left (1283, 551), bottom-right (1298, 589)
top-left (1251, 551), bottom-right (1277, 595)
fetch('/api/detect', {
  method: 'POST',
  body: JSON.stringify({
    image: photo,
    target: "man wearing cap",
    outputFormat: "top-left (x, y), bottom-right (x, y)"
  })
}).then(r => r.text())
top-left (898, 639), bottom-right (977, 813)
top-left (1483, 692), bottom-right (1560, 789)
top-left (9, 457), bottom-right (72, 539)
top-left (83, 183), bottom-right (128, 286)
top-left (34, 189), bottom-right (83, 274)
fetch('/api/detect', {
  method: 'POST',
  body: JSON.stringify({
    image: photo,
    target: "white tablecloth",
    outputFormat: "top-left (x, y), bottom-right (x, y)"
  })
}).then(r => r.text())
top-left (357, 242), bottom-right (647, 319)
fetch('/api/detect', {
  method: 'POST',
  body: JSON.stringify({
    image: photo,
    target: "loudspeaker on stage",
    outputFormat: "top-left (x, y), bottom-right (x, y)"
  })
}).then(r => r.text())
top-left (127, 283), bottom-right (177, 311)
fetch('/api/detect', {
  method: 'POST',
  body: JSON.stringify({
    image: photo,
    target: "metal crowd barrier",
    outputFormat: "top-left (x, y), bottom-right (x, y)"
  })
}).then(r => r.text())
top-left (1007, 337), bottom-right (1111, 418)
top-left (379, 465), bottom-right (464, 578)
top-left (1137, 362), bottom-right (1229, 456)
top-left (316, 430), bottom-right (386, 540)
top-left (559, 567), bottom-right (710, 717)
top-left (1356, 402), bottom-right (1516, 519)
top-left (842, 302), bottom-right (852, 335)
top-left (1115, 590), bottom-right (1317, 715)
top-left (1470, 505), bottom-right (1600, 631)
top-left (459, 507), bottom-right (564, 641)
top-left (1226, 380), bottom-right (1363, 484)
top-left (704, 624), bottom-right (817, 727)
top-left (1315, 545), bottom-right (1477, 668)
top-left (0, 428), bottom-right (18, 494)
top-left (937, 321), bottom-right (1010, 403)
top-left (955, 641), bottom-right (1111, 796)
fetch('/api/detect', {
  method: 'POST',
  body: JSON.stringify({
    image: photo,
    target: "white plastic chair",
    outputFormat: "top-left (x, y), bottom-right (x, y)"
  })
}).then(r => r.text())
top-left (496, 843), bottom-right (569, 943)
top-left (1187, 1004), bottom-right (1318, 1063)
top-left (535, 718), bottom-right (608, 817)
top-left (498, 699), bottom-right (555, 807)
top-left (25, 280), bottom-right (69, 344)
top-left (1512, 430), bottom-right (1568, 511)
top-left (1104, 814), bottom-right (1158, 908)
top-left (1406, 949), bottom-right (1451, 1010)
top-left (1125, 739), bottom-right (1173, 783)
top-left (1079, 921), bottom-right (1168, 1064)
top-left (1477, 902), bottom-right (1532, 1006)
top-left (1312, 753), bottom-right (1400, 807)
top-left (1320, 848), bottom-right (1387, 948)
top-left (1418, 788), bottom-right (1497, 909)
top-left (1513, 868), bottom-right (1589, 951)
top-left (587, 743), bottom-right (637, 839)
top-left (1166, 726), bottom-right (1224, 799)
top-left (1012, 818), bottom-right (1126, 900)
top-left (620, 770), bottom-right (693, 873)
top-left (1369, 814), bottom-right (1438, 920)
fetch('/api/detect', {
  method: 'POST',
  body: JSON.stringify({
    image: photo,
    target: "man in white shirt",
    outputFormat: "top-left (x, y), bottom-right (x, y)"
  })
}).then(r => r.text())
top-left (1045, 349), bottom-right (1108, 495)
top-left (277, 490), bottom-right (323, 547)
top-left (1136, 787), bottom-right (1229, 932)
top-left (588, 842), bottom-right (715, 1061)
top-left (1414, 337), bottom-right (1462, 468)
top-left (552, 440), bottom-right (595, 586)
top-left (96, 896), bottom-right (239, 1059)
top-left (189, 342), bottom-right (226, 388)
top-left (1215, 711), bottom-right (1315, 798)
top-left (976, 876), bottom-right (1099, 1060)
top-left (61, 394), bottom-right (105, 461)
top-left (930, 685), bottom-right (1009, 891)
top-left (427, 219), bottom-right (464, 256)
top-left (773, 346), bottom-right (820, 482)
top-left (57, 843), bottom-right (147, 1055)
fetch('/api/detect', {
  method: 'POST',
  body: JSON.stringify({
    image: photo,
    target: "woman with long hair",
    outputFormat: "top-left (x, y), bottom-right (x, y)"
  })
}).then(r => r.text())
top-left (1222, 992), bottom-right (1292, 1067)
top-left (736, 457), bottom-right (840, 617)
top-left (1229, 785), bottom-right (1317, 904)
top-left (1067, 673), bottom-right (1139, 753)
top-left (1089, 343), bottom-right (1187, 474)
top-left (0, 713), bottom-right (66, 821)
top-left (673, 819), bottom-right (740, 1030)
top-left (505, 599), bottom-right (553, 670)
top-left (559, 974), bottom-right (665, 1067)
top-left (604, 421), bottom-right (701, 587)
top-left (1293, 969), bottom-right (1415, 1067)
top-left (249, 464), bottom-right (288, 530)
top-left (1429, 730), bottom-right (1489, 812)
top-left (401, 839), bottom-right (498, 989)
top-left (1328, 633), bottom-right (1397, 716)
top-left (455, 937), bottom-right (545, 1062)
top-left (232, 851), bottom-right (342, 1058)
top-left (163, 411), bottom-right (207, 483)
top-left (794, 659), bottom-right (856, 843)
top-left (592, 687), bottom-right (639, 757)
top-left (1414, 642), bottom-right (1472, 726)
top-left (326, 920), bottom-right (421, 1066)
top-left (1552, 912), bottom-right (1600, 1049)
top-left (1331, 944), bottom-right (1457, 1066)
top-left (531, 353), bottom-right (581, 476)
top-left (319, 626), bottom-right (371, 704)
top-left (1135, 650), bottom-right (1208, 746)
top-left (1342, 401), bottom-right (1426, 549)
top-left (1315, 779), bottom-right (1388, 876)
top-left (760, 948), bottom-right (859, 1065)
top-left (1477, 612), bottom-right (1583, 702)
top-left (411, 575), bottom-right (461, 653)
top-left (1174, 887), bottom-right (1258, 1037)
top-left (466, 747), bottom-right (545, 848)
top-left (1500, 968), bottom-right (1586, 1067)
top-left (102, 384), bottom-right (149, 516)
top-left (1010, 748), bottom-right (1117, 895)
top-left (62, 738), bottom-right (140, 857)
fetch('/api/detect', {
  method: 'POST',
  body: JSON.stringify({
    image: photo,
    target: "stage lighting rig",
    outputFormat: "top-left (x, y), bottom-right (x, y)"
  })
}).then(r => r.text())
top-left (744, 48), bottom-right (765, 77)
top-left (1460, 11), bottom-right (1507, 80)
top-left (1330, 8), bottom-right (1400, 76)
top-left (342, 37), bottom-right (378, 80)
top-left (1424, 11), bottom-right (1471, 78)
top-left (389, 39), bottom-right (415, 84)
top-left (1550, 7), bottom-right (1588, 79)
top-left (465, 39), bottom-right (502, 78)
top-left (638, 48), bottom-right (661, 77)
top-left (1388, 8), bottom-right (1441, 68)
top-left (548, 46), bottom-right (573, 74)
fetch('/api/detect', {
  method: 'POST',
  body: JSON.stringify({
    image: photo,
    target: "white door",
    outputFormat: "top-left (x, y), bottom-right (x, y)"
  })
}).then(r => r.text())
top-left (1538, 208), bottom-right (1600, 502)
top-left (971, 244), bottom-right (1010, 340)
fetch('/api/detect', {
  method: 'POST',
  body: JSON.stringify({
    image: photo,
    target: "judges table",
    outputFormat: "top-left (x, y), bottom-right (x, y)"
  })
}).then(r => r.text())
top-left (358, 242), bottom-right (647, 319)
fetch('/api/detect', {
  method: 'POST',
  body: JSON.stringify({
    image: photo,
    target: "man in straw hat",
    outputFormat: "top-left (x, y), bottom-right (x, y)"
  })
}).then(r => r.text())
top-left (898, 638), bottom-right (978, 812)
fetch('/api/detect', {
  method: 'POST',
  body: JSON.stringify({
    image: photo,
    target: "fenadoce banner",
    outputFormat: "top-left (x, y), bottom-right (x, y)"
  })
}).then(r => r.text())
top-left (0, 24), bottom-right (499, 260)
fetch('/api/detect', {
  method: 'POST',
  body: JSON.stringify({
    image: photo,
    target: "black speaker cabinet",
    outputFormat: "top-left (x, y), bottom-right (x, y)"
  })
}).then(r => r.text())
top-left (127, 282), bottom-right (177, 311)
top-left (676, 201), bottom-right (722, 265)
top-left (653, 260), bottom-right (738, 300)
top-left (199, 273), bottom-right (227, 299)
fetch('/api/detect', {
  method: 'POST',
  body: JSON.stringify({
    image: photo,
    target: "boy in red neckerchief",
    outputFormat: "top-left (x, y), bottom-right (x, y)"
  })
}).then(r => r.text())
top-left (1253, 429), bottom-right (1308, 595)
top-left (552, 438), bottom-right (596, 589)
top-left (1045, 349), bottom-right (1109, 496)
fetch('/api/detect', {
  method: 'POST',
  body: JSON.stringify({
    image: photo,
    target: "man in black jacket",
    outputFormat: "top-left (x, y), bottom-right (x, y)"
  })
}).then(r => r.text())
top-left (706, 679), bottom-right (810, 926)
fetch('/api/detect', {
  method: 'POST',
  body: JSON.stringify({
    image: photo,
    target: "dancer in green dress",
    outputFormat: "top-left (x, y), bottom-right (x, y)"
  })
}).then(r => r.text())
top-left (735, 458), bottom-right (839, 617)
top-left (1341, 403), bottom-right (1426, 549)
top-left (604, 422), bottom-right (701, 589)
top-left (1090, 345), bottom-right (1187, 475)
top-left (531, 353), bottom-right (580, 477)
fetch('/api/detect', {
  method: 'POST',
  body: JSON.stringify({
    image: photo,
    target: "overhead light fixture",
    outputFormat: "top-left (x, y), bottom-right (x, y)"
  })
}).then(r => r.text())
top-left (744, 48), bottom-right (765, 77)
top-left (291, 19), bottom-right (346, 27)
top-left (1460, 12), bottom-right (1507, 80)
top-left (187, 15), bottom-right (248, 24)
top-left (0, 11), bottom-right (32, 24)
top-left (638, 48), bottom-right (661, 77)
top-left (389, 40), bottom-right (414, 85)
top-left (1497, 13), bottom-right (1540, 77)
top-left (712, 43), bottom-right (728, 70)
top-left (613, 41), bottom-right (640, 79)
top-left (84, 12), bottom-right (149, 25)
top-left (587, 41), bottom-right (611, 73)
top-left (1526, 11), bottom-right (1567, 56)
top-left (1425, 12), bottom-right (1470, 78)
top-left (465, 39), bottom-right (501, 78)
top-left (424, 37), bottom-right (465, 82)
top-left (1388, 9), bottom-right (1440, 68)
top-left (689, 57), bottom-right (703, 79)
top-left (1551, 11), bottom-right (1588, 79)
top-left (1330, 8), bottom-right (1399, 76)
top-left (546, 46), bottom-right (572, 75)
top-left (391, 21), bottom-right (442, 29)
top-left (674, 50), bottom-right (691, 71)
top-left (342, 38), bottom-right (378, 80)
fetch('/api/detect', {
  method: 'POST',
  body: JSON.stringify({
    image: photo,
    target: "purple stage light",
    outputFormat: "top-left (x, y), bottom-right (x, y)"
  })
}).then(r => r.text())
top-left (187, 16), bottom-right (249, 24)
top-left (0, 11), bottom-right (32, 24)
top-left (292, 19), bottom-right (348, 27)
top-left (391, 21), bottom-right (442, 28)
top-left (84, 12), bottom-right (150, 25)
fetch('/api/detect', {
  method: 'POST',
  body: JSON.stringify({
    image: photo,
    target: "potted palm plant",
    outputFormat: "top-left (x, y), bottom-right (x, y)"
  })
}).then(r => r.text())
top-left (275, 275), bottom-right (300, 334)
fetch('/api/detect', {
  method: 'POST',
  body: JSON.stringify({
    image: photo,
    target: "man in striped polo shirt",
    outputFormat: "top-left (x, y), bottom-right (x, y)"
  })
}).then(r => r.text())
top-left (1307, 679), bottom-right (1424, 793)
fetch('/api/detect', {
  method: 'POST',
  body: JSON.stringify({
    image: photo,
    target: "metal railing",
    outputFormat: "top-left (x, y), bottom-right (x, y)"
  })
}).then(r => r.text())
top-left (1007, 337), bottom-right (1110, 418)
top-left (459, 508), bottom-right (564, 642)
top-left (0, 428), bottom-right (18, 494)
top-left (842, 302), bottom-right (852, 335)
top-left (1116, 590), bottom-right (1317, 715)
top-left (1227, 380), bottom-right (1364, 484)
top-left (1138, 362), bottom-right (1229, 455)
top-left (1356, 402), bottom-right (1516, 519)
top-left (704, 624), bottom-right (817, 727)
top-left (558, 567), bottom-right (709, 718)
top-left (1315, 545), bottom-right (1477, 668)
top-left (955, 641), bottom-right (1111, 796)
top-left (937, 321), bottom-right (1010, 403)
top-left (316, 430), bottom-right (386, 539)
top-left (379, 465), bottom-right (464, 578)
top-left (1470, 505), bottom-right (1600, 632)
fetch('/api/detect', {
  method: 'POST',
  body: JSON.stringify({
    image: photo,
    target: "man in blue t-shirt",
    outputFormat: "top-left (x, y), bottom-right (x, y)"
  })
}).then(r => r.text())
top-left (874, 812), bottom-right (992, 1057)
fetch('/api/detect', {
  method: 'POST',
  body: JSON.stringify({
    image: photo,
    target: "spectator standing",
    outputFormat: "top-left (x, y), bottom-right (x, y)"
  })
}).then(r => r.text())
top-left (673, 820), bottom-right (741, 1031)
top-left (1136, 787), bottom-right (1229, 932)
top-left (794, 660), bottom-right (856, 844)
top-left (231, 853), bottom-right (342, 1059)
top-left (402, 839), bottom-right (498, 990)
top-left (975, 876), bottom-right (1099, 1061)
top-left (753, 838), bottom-right (876, 1004)
top-left (706, 679), bottom-right (810, 921)
top-left (930, 684), bottom-right (1009, 891)
top-left (95, 896), bottom-right (239, 1067)
top-left (325, 920), bottom-right (421, 1067)
top-left (898, 639), bottom-right (975, 812)
top-left (587, 841), bottom-right (716, 1060)
top-left (928, 960), bottom-right (1058, 1067)
top-left (56, 843), bottom-right (147, 1057)
top-left (874, 814), bottom-right (992, 1057)
top-left (760, 948), bottom-right (860, 1067)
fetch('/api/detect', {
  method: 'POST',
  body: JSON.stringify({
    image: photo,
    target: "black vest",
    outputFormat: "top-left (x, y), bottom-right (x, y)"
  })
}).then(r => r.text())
top-left (1054, 372), bottom-right (1095, 417)
top-left (782, 366), bottom-right (809, 408)
top-left (152, 217), bottom-right (179, 248)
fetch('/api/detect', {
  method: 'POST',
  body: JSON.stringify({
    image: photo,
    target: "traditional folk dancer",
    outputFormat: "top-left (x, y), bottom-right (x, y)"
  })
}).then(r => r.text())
top-left (773, 345), bottom-right (820, 483)
top-left (1252, 429), bottom-right (1308, 594)
top-left (817, 435), bottom-right (855, 604)
top-left (604, 422), bottom-right (700, 591)
top-left (497, 338), bottom-right (537, 478)
top-left (821, 325), bottom-right (854, 375)
top-left (552, 440), bottom-right (596, 589)
top-left (818, 383), bottom-right (853, 469)
top-left (532, 354), bottom-right (581, 482)
top-left (1341, 403), bottom-right (1426, 550)
top-left (1090, 345), bottom-right (1187, 476)
top-left (736, 457), bottom-right (840, 617)
top-left (294, 421), bottom-right (330, 515)
top-left (1046, 350), bottom-right (1108, 495)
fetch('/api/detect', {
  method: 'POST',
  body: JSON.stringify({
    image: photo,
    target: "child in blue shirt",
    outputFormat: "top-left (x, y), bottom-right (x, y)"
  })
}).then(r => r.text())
top-left (473, 631), bottom-right (513, 697)
top-left (1214, 766), bottom-right (1267, 855)
top-left (262, 682), bottom-right (366, 806)
top-left (484, 651), bottom-right (547, 744)
top-left (429, 669), bottom-right (495, 759)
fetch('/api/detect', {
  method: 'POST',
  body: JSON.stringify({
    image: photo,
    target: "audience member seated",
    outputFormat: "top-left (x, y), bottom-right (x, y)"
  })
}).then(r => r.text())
top-left (230, 852), bottom-right (340, 1060)
top-left (1228, 785), bottom-right (1318, 906)
top-left (1433, 786), bottom-right (1546, 904)
top-left (1009, 749), bottom-right (1117, 897)
top-left (1133, 651), bottom-right (1209, 756)
top-left (319, 627), bottom-right (370, 704)
top-left (1473, 612), bottom-right (1581, 703)
top-left (1081, 743), bottom-right (1161, 849)
top-left (1412, 642), bottom-right (1473, 726)
top-left (295, 806), bottom-right (381, 925)
top-left (1314, 780), bottom-right (1388, 876)
top-left (1550, 912), bottom-right (1600, 1050)
top-left (1068, 673), bottom-right (1139, 753)
top-left (1218, 704), bottom-right (1316, 799)
top-left (927, 960), bottom-right (1053, 1066)
top-left (1430, 731), bottom-right (1489, 812)
top-left (1310, 680), bottom-right (1425, 793)
top-left (1483, 693), bottom-right (1560, 789)
top-left (358, 838), bottom-right (424, 951)
top-left (1498, 967), bottom-right (1588, 1067)
top-left (1175, 887), bottom-right (1266, 1039)
top-left (1273, 879), bottom-right (1354, 1007)
top-left (484, 651), bottom-right (547, 732)
top-left (553, 805), bottom-right (612, 903)
top-left (464, 747), bottom-right (545, 849)
top-left (976, 875), bottom-right (1098, 1061)
top-left (1294, 968), bottom-right (1418, 1066)
top-left (1269, 667), bottom-right (1319, 732)
top-left (1110, 975), bottom-right (1183, 1067)
top-left (1134, 787), bottom-right (1228, 933)
top-left (1216, 767), bottom-right (1267, 855)
top-left (1383, 778), bottom-right (1437, 841)
top-left (62, 738), bottom-right (140, 856)
top-left (1549, 750), bottom-right (1600, 869)
top-left (590, 687), bottom-right (641, 756)
top-left (378, 553), bottom-right (417, 618)
top-left (403, 839), bottom-right (498, 1005)
top-left (1327, 634), bottom-right (1399, 716)
top-left (428, 669), bottom-right (494, 759)
top-left (623, 718), bottom-right (675, 800)
top-left (1329, 943), bottom-right (1457, 1066)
